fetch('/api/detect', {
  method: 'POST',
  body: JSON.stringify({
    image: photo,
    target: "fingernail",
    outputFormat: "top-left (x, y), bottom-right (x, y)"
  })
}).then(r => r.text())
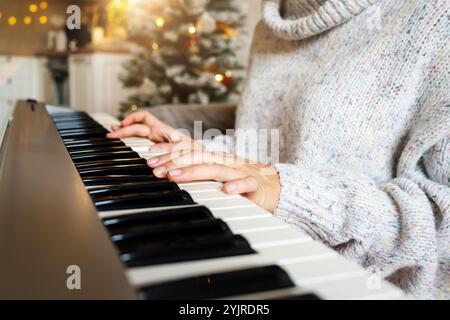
top-left (147, 158), bottom-right (159, 166)
top-left (153, 166), bottom-right (166, 177)
top-left (225, 183), bottom-right (237, 193)
top-left (168, 169), bottom-right (182, 177)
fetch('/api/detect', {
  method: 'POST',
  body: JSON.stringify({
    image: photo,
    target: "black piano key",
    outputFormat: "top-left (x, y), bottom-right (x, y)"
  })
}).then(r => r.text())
top-left (112, 218), bottom-right (232, 252)
top-left (69, 145), bottom-right (132, 156)
top-left (94, 190), bottom-right (195, 211)
top-left (52, 114), bottom-right (90, 119)
top-left (61, 132), bottom-right (109, 140)
top-left (83, 175), bottom-right (161, 187)
top-left (60, 128), bottom-right (109, 137)
top-left (75, 158), bottom-right (147, 170)
top-left (58, 127), bottom-right (107, 133)
top-left (103, 206), bottom-right (214, 233)
top-left (67, 140), bottom-right (126, 151)
top-left (78, 164), bottom-right (154, 177)
top-left (121, 234), bottom-right (255, 267)
top-left (71, 151), bottom-right (141, 163)
top-left (56, 122), bottom-right (102, 130)
top-left (63, 138), bottom-right (122, 146)
top-left (51, 111), bottom-right (88, 117)
top-left (52, 115), bottom-right (92, 122)
top-left (138, 265), bottom-right (294, 300)
top-left (89, 181), bottom-right (180, 199)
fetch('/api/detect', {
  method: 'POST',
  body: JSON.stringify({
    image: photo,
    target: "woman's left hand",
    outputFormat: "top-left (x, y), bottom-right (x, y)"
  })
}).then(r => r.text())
top-left (147, 150), bottom-right (281, 213)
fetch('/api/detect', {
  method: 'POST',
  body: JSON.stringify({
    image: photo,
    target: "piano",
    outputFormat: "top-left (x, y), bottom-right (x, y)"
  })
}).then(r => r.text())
top-left (0, 100), bottom-right (407, 299)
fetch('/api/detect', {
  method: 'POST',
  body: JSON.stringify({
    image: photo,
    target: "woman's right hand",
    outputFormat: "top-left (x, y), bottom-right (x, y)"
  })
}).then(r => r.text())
top-left (107, 111), bottom-right (203, 152)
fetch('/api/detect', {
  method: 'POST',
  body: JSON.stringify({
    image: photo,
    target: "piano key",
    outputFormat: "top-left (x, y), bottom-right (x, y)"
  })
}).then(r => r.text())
top-left (179, 181), bottom-right (222, 193)
top-left (94, 190), bottom-right (195, 211)
top-left (89, 181), bottom-right (180, 198)
top-left (121, 234), bottom-right (255, 268)
top-left (69, 145), bottom-right (132, 155)
top-left (71, 151), bottom-right (141, 163)
top-left (210, 206), bottom-right (271, 221)
top-left (112, 219), bottom-right (233, 252)
top-left (138, 265), bottom-right (294, 300)
top-left (76, 158), bottom-right (147, 170)
top-left (103, 206), bottom-right (214, 234)
top-left (191, 190), bottom-right (241, 202)
top-left (83, 175), bottom-right (161, 187)
top-left (127, 254), bottom-right (270, 287)
top-left (56, 122), bottom-right (102, 131)
top-left (59, 128), bottom-right (109, 136)
top-left (61, 132), bottom-right (109, 140)
top-left (226, 216), bottom-right (291, 234)
top-left (305, 274), bottom-right (405, 300)
top-left (66, 140), bottom-right (125, 151)
top-left (78, 164), bottom-right (154, 177)
top-left (63, 138), bottom-right (123, 146)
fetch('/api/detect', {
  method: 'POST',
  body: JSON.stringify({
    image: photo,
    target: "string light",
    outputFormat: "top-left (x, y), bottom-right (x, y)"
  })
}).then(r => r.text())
top-left (155, 16), bottom-right (165, 28)
top-left (0, 11), bottom-right (3, 19)
top-left (215, 74), bottom-right (224, 82)
top-left (152, 42), bottom-right (159, 50)
top-left (40, 1), bottom-right (48, 10)
top-left (225, 70), bottom-right (232, 78)
top-left (39, 15), bottom-right (48, 24)
top-left (24, 16), bottom-right (32, 25)
top-left (29, 4), bottom-right (38, 13)
top-left (188, 25), bottom-right (197, 34)
top-left (8, 16), bottom-right (17, 26)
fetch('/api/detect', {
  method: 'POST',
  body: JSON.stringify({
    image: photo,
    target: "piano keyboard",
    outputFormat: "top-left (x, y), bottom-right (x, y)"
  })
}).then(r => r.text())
top-left (48, 108), bottom-right (406, 300)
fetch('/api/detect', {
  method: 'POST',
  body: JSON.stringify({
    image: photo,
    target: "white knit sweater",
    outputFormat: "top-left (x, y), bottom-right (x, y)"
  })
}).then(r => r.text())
top-left (209, 0), bottom-right (449, 299)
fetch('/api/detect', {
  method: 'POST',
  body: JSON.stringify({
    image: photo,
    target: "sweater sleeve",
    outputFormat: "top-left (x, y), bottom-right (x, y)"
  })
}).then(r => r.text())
top-left (273, 133), bottom-right (450, 298)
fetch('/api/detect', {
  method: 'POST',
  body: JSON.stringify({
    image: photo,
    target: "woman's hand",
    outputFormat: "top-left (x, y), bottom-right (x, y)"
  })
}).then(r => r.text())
top-left (107, 111), bottom-right (203, 152)
top-left (147, 149), bottom-right (281, 213)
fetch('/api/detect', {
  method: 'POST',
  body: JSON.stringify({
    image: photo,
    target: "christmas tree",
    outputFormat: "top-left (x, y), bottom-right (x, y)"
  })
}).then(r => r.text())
top-left (120, 0), bottom-right (246, 115)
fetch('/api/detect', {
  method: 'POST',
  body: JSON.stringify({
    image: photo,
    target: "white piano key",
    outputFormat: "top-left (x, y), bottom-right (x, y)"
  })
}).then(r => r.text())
top-left (200, 197), bottom-right (256, 210)
top-left (210, 206), bottom-right (271, 221)
top-left (245, 227), bottom-right (312, 248)
top-left (98, 204), bottom-right (201, 219)
top-left (306, 274), bottom-right (405, 300)
top-left (226, 216), bottom-right (290, 234)
top-left (191, 190), bottom-right (241, 202)
top-left (281, 256), bottom-right (368, 287)
top-left (257, 241), bottom-right (337, 263)
top-left (180, 182), bottom-right (222, 192)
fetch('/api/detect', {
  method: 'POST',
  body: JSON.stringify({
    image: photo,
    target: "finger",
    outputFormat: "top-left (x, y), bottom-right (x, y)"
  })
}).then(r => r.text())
top-left (165, 164), bottom-right (248, 183)
top-left (106, 124), bottom-right (150, 139)
top-left (166, 164), bottom-right (248, 182)
top-left (147, 148), bottom-right (189, 168)
top-left (150, 149), bottom-right (227, 174)
top-left (151, 139), bottom-right (200, 153)
top-left (121, 111), bottom-right (158, 127)
top-left (223, 176), bottom-right (259, 194)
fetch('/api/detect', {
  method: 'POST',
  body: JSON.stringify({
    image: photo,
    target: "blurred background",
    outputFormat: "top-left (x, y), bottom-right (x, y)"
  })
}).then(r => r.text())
top-left (0, 0), bottom-right (261, 119)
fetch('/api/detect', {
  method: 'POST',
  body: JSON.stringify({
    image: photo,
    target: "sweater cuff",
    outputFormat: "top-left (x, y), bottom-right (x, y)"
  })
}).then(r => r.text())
top-left (273, 163), bottom-right (347, 243)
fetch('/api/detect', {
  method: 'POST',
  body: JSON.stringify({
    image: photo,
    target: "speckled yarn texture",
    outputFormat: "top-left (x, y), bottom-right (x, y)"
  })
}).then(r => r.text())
top-left (231, 0), bottom-right (449, 299)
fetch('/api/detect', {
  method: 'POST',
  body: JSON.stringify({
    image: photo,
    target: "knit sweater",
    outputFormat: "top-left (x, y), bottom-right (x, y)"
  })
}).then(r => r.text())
top-left (208, 0), bottom-right (450, 299)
